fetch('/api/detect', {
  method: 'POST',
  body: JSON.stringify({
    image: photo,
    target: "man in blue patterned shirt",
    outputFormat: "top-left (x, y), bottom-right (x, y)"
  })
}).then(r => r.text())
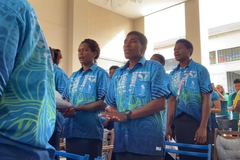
top-left (166, 39), bottom-right (212, 160)
top-left (0, 0), bottom-right (56, 159)
top-left (99, 31), bottom-right (170, 160)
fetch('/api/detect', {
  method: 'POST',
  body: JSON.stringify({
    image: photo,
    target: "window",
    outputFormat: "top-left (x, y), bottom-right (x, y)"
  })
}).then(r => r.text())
top-left (209, 51), bottom-right (216, 64)
top-left (218, 46), bottom-right (240, 63)
top-left (227, 72), bottom-right (240, 94)
top-left (165, 58), bottom-right (179, 71)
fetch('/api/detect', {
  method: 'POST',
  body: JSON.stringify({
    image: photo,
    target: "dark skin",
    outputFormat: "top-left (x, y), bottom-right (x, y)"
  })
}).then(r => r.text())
top-left (99, 34), bottom-right (166, 121)
top-left (165, 42), bottom-right (211, 144)
top-left (235, 100), bottom-right (240, 113)
top-left (211, 84), bottom-right (221, 114)
top-left (61, 42), bottom-right (106, 118)
top-left (99, 98), bottom-right (166, 121)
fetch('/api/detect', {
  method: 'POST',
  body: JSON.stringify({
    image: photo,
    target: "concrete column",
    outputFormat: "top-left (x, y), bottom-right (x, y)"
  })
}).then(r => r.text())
top-left (185, 0), bottom-right (209, 66)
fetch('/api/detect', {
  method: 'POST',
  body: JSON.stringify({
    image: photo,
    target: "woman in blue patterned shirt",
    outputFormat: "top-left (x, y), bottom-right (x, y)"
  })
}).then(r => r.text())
top-left (61, 39), bottom-right (110, 160)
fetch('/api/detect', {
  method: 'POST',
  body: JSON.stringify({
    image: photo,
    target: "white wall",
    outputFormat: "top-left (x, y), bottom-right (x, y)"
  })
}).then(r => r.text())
top-left (209, 30), bottom-right (240, 51)
top-left (153, 47), bottom-right (175, 60)
top-left (98, 57), bottom-right (125, 71)
top-left (207, 30), bottom-right (240, 91)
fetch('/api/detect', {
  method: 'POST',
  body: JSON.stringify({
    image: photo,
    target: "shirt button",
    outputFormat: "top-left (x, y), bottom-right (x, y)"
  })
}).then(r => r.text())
top-left (125, 135), bottom-right (128, 137)
top-left (126, 95), bottom-right (128, 97)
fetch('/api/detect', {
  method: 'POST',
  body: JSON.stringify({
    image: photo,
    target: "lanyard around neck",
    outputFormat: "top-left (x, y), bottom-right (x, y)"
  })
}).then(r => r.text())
top-left (176, 71), bottom-right (189, 101)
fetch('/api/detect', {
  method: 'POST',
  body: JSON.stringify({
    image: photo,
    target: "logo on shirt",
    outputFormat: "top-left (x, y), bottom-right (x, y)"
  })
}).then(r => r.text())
top-left (116, 71), bottom-right (150, 95)
top-left (156, 147), bottom-right (161, 151)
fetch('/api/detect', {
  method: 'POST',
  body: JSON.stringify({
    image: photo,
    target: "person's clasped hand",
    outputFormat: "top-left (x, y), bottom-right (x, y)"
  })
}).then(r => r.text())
top-left (62, 107), bottom-right (75, 118)
top-left (99, 107), bottom-right (127, 122)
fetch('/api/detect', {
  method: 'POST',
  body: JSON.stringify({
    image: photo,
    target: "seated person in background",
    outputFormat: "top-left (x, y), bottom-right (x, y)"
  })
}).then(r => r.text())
top-left (0, 0), bottom-right (56, 159)
top-left (227, 78), bottom-right (240, 131)
top-left (100, 31), bottom-right (170, 160)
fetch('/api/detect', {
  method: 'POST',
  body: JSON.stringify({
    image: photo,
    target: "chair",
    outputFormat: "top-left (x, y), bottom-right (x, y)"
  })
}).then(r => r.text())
top-left (59, 138), bottom-right (66, 150)
top-left (55, 151), bottom-right (89, 160)
top-left (213, 128), bottom-right (240, 160)
top-left (165, 141), bottom-right (211, 160)
top-left (102, 129), bottom-right (114, 160)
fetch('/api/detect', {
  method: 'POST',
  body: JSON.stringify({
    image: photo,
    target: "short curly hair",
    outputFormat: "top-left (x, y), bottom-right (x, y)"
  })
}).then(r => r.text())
top-left (176, 39), bottom-right (193, 56)
top-left (81, 39), bottom-right (100, 62)
top-left (53, 49), bottom-right (62, 66)
top-left (152, 54), bottom-right (165, 66)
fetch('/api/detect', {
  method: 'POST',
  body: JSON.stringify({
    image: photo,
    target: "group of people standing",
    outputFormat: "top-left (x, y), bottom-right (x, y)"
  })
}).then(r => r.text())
top-left (1, 1), bottom-right (240, 160)
top-left (56, 32), bottom-right (215, 160)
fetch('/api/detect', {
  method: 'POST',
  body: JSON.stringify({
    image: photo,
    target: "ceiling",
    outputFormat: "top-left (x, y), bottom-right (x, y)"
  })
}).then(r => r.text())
top-left (88, 0), bottom-right (188, 19)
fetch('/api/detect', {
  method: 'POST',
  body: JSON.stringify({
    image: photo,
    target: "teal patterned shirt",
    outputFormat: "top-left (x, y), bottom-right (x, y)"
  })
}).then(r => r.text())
top-left (62, 63), bottom-right (109, 140)
top-left (169, 60), bottom-right (212, 125)
top-left (105, 57), bottom-right (170, 156)
top-left (0, 0), bottom-right (56, 159)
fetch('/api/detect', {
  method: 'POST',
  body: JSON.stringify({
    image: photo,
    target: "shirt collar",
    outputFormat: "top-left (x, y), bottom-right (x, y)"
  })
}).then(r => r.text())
top-left (53, 63), bottom-right (57, 70)
top-left (79, 63), bottom-right (98, 72)
top-left (121, 56), bottom-right (146, 70)
top-left (176, 59), bottom-right (194, 70)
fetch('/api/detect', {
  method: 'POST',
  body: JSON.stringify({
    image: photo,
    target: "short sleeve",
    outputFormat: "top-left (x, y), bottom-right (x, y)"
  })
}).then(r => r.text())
top-left (105, 71), bottom-right (118, 107)
top-left (198, 65), bottom-right (212, 94)
top-left (224, 94), bottom-right (229, 101)
top-left (62, 78), bottom-right (71, 100)
top-left (97, 70), bottom-right (110, 100)
top-left (211, 91), bottom-right (220, 101)
top-left (168, 70), bottom-right (177, 98)
top-left (55, 70), bottom-right (68, 95)
top-left (151, 63), bottom-right (170, 99)
top-left (0, 11), bottom-right (21, 96)
top-left (228, 93), bottom-right (233, 107)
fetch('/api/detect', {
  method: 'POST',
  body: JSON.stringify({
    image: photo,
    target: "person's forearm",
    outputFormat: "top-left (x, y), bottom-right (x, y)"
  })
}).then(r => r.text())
top-left (211, 108), bottom-right (221, 114)
top-left (108, 106), bottom-right (118, 111)
top-left (130, 97), bottom-right (166, 119)
top-left (166, 96), bottom-right (176, 128)
top-left (75, 100), bottom-right (107, 111)
top-left (216, 90), bottom-right (225, 101)
top-left (200, 93), bottom-right (211, 128)
top-left (64, 99), bottom-right (69, 102)
top-left (211, 100), bottom-right (221, 113)
top-left (235, 101), bottom-right (240, 113)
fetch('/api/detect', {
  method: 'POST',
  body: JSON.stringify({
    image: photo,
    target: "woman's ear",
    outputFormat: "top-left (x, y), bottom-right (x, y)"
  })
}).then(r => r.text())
top-left (188, 49), bottom-right (193, 56)
top-left (93, 52), bottom-right (97, 61)
top-left (141, 45), bottom-right (147, 56)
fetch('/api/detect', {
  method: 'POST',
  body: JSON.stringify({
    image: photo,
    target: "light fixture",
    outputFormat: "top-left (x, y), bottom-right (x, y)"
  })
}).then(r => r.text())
top-left (103, 0), bottom-right (143, 10)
